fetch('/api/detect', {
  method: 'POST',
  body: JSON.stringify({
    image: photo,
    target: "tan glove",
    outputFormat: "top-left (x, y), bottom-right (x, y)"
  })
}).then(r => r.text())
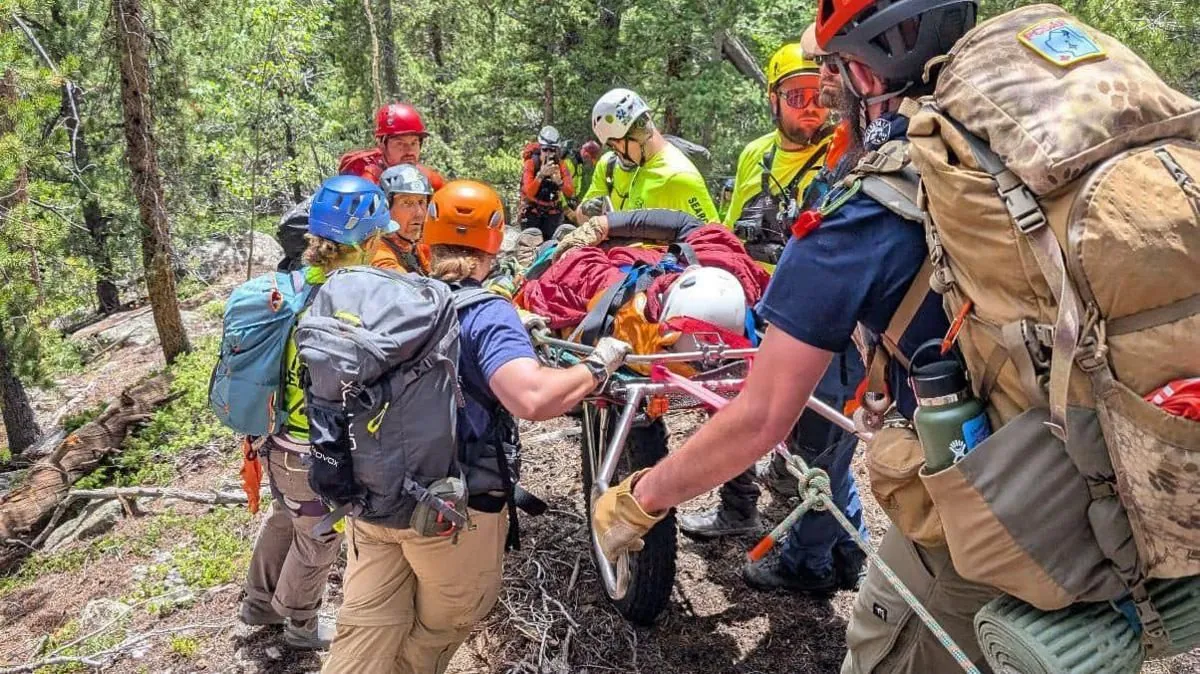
top-left (592, 469), bottom-right (666, 562)
top-left (517, 309), bottom-right (549, 334)
top-left (553, 216), bottom-right (609, 260)
top-left (586, 336), bottom-right (631, 377)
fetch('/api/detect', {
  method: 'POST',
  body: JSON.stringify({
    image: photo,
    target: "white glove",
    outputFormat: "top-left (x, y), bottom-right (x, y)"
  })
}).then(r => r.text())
top-left (586, 337), bottom-right (633, 377)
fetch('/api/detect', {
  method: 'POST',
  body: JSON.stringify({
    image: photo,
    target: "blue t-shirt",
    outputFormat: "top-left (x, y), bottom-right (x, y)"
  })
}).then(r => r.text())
top-left (756, 115), bottom-right (948, 420)
top-left (456, 288), bottom-right (538, 443)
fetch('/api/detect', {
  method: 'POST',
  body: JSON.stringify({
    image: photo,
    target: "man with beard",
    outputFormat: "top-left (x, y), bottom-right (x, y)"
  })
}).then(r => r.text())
top-left (593, 1), bottom-right (994, 671)
top-left (678, 37), bottom-right (869, 599)
top-left (725, 44), bottom-right (835, 271)
top-left (337, 103), bottom-right (446, 192)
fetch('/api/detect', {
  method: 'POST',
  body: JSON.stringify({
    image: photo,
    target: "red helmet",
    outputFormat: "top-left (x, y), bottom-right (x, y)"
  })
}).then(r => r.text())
top-left (580, 140), bottom-right (602, 163)
top-left (374, 103), bottom-right (429, 139)
top-left (816, 0), bottom-right (977, 85)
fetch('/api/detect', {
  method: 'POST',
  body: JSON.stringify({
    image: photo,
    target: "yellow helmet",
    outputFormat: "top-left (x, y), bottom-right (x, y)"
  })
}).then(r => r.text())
top-left (766, 43), bottom-right (819, 91)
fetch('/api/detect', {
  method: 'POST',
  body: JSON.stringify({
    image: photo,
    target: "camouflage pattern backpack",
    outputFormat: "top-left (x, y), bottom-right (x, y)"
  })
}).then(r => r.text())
top-left (904, 3), bottom-right (1200, 646)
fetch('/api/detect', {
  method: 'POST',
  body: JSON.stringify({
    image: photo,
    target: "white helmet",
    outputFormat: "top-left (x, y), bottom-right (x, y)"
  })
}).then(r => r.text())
top-left (660, 267), bottom-right (747, 352)
top-left (591, 88), bottom-right (650, 145)
top-left (537, 125), bottom-right (562, 148)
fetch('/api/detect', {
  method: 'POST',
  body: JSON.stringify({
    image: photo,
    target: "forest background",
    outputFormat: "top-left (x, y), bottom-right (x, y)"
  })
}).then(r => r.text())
top-left (0, 0), bottom-right (1197, 455)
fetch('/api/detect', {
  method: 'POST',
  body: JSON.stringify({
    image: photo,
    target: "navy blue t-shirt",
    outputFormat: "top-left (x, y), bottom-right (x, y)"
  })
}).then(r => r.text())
top-left (456, 288), bottom-right (537, 443)
top-left (756, 115), bottom-right (948, 420)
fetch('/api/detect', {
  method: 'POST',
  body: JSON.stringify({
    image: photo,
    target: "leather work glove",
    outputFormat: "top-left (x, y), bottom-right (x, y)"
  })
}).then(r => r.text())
top-left (592, 469), bottom-right (666, 562)
top-left (553, 216), bottom-right (609, 260)
top-left (518, 309), bottom-right (549, 334)
top-left (586, 336), bottom-right (632, 378)
top-left (579, 197), bottom-right (608, 218)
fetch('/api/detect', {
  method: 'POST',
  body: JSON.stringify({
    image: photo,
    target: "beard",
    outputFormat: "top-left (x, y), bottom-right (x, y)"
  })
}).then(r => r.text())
top-left (778, 113), bottom-right (826, 146)
top-left (831, 86), bottom-right (867, 179)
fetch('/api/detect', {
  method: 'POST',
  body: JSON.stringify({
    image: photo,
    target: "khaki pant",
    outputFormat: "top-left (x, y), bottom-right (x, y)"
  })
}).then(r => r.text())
top-left (323, 508), bottom-right (508, 674)
top-left (243, 448), bottom-right (342, 628)
top-left (842, 526), bottom-right (999, 674)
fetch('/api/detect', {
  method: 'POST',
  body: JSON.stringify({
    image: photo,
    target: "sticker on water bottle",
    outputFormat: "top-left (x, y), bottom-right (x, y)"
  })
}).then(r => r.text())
top-left (962, 413), bottom-right (991, 450)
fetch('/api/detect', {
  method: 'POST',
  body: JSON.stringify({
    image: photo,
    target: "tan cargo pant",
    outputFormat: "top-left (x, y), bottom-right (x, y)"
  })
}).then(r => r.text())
top-left (243, 447), bottom-right (342, 628)
top-left (322, 508), bottom-right (507, 674)
top-left (841, 526), bottom-right (999, 674)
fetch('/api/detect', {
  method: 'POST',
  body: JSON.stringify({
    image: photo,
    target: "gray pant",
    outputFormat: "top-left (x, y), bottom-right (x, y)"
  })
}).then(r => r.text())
top-left (841, 526), bottom-right (997, 674)
top-left (243, 447), bottom-right (342, 626)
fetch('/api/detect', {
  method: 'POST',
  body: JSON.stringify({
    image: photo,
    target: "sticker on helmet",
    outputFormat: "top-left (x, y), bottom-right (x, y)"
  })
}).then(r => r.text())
top-left (1018, 18), bottom-right (1106, 67)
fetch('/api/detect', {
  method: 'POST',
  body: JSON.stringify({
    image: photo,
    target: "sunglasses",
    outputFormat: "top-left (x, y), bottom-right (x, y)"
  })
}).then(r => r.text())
top-left (778, 87), bottom-right (822, 109)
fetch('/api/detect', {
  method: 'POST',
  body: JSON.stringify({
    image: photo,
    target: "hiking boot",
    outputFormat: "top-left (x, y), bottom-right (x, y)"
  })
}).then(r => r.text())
top-left (758, 455), bottom-right (800, 497)
top-left (834, 545), bottom-right (868, 592)
top-left (552, 223), bottom-right (577, 241)
top-left (513, 228), bottom-right (545, 268)
top-left (283, 616), bottom-right (336, 650)
top-left (677, 507), bottom-right (760, 540)
top-left (238, 600), bottom-right (285, 627)
top-left (742, 556), bottom-right (838, 597)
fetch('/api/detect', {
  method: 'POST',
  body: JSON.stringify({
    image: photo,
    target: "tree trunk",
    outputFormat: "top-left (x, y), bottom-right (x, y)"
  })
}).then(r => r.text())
top-left (283, 117), bottom-right (303, 204)
top-left (377, 0), bottom-right (401, 101)
top-left (542, 75), bottom-right (554, 126)
top-left (0, 321), bottom-right (41, 457)
top-left (663, 48), bottom-right (685, 136)
top-left (0, 374), bottom-right (171, 543)
top-left (63, 82), bottom-right (121, 314)
top-left (428, 20), bottom-right (451, 142)
top-left (0, 72), bottom-right (43, 456)
top-left (112, 0), bottom-right (191, 363)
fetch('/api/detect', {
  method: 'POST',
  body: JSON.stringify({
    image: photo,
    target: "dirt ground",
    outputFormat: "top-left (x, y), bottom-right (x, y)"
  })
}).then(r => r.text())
top-left (1, 295), bottom-right (1198, 673)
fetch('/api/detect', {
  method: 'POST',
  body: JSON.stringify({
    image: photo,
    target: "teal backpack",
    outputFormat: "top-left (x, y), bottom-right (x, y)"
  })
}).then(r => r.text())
top-left (208, 271), bottom-right (315, 436)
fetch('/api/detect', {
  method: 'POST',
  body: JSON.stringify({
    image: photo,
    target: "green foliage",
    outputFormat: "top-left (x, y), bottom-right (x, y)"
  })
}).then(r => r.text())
top-left (129, 506), bottom-right (254, 601)
top-left (75, 337), bottom-right (230, 490)
top-left (37, 618), bottom-right (129, 674)
top-left (61, 402), bottom-right (105, 434)
top-left (168, 635), bottom-right (202, 659)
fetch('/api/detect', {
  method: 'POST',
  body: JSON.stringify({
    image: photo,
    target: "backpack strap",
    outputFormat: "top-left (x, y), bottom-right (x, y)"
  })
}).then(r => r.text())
top-left (604, 153), bottom-right (617, 197)
top-left (382, 237), bottom-right (423, 275)
top-left (857, 260), bottom-right (933, 431)
top-left (569, 262), bottom-right (653, 346)
top-left (850, 140), bottom-right (924, 223)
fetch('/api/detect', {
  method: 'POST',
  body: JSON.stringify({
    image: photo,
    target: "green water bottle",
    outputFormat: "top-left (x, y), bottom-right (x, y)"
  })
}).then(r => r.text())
top-left (910, 340), bottom-right (992, 473)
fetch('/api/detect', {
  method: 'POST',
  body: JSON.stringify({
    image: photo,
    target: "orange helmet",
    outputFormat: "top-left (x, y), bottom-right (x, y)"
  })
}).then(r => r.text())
top-left (424, 180), bottom-right (505, 254)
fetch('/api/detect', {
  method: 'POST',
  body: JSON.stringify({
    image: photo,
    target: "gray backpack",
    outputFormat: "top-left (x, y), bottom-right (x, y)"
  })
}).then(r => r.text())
top-left (295, 267), bottom-right (478, 530)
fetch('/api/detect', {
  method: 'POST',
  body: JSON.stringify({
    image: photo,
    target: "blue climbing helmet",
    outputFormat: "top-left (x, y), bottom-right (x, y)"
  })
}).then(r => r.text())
top-left (308, 175), bottom-right (397, 245)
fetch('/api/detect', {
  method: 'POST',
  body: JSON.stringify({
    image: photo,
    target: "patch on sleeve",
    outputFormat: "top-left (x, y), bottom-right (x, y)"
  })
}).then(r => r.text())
top-left (1018, 18), bottom-right (1106, 67)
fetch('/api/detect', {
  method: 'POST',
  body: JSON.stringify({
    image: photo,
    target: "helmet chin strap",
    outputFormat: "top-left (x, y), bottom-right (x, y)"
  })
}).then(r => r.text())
top-left (834, 56), bottom-right (912, 132)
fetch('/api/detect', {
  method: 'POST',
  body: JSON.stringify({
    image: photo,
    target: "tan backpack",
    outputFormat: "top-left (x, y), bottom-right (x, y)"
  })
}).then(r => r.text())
top-left (903, 3), bottom-right (1200, 646)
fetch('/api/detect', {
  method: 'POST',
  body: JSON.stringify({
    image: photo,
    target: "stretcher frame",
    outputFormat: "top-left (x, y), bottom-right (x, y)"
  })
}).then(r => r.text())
top-left (530, 330), bottom-right (860, 601)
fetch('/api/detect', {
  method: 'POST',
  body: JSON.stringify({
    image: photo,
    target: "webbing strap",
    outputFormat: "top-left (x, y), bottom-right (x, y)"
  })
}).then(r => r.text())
top-left (1107, 292), bottom-right (1200, 336)
top-left (880, 258), bottom-right (933, 370)
top-left (952, 125), bottom-right (1084, 440)
top-left (999, 321), bottom-right (1050, 408)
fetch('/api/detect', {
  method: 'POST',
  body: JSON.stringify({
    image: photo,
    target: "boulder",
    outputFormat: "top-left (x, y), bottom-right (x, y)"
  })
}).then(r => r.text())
top-left (79, 598), bottom-right (131, 632)
top-left (180, 232), bottom-right (283, 284)
top-left (43, 499), bottom-right (123, 552)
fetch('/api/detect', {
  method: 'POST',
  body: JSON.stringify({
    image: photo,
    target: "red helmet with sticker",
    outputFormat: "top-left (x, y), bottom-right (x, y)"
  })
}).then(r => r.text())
top-left (374, 103), bottom-right (430, 139)
top-left (816, 0), bottom-right (978, 85)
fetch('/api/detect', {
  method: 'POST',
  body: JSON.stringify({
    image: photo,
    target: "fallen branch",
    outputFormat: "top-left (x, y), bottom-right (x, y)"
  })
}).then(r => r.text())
top-left (0, 374), bottom-right (173, 549)
top-left (67, 487), bottom-right (247, 505)
top-left (0, 622), bottom-right (229, 674)
top-left (522, 426), bottom-right (581, 446)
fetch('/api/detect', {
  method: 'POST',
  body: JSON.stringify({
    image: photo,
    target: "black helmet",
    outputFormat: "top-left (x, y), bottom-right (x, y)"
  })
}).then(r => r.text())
top-left (818, 0), bottom-right (979, 87)
top-left (276, 196), bottom-right (312, 272)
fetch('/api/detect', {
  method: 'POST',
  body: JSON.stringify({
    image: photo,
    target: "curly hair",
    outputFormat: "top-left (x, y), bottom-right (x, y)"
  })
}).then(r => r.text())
top-left (429, 244), bottom-right (487, 283)
top-left (301, 234), bottom-right (356, 270)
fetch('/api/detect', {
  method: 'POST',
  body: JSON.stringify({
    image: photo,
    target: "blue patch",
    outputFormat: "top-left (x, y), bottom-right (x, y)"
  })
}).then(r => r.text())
top-left (1019, 18), bottom-right (1106, 67)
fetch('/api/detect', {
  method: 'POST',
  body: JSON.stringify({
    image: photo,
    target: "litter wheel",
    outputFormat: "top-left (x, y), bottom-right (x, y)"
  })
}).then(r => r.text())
top-left (580, 403), bottom-right (676, 626)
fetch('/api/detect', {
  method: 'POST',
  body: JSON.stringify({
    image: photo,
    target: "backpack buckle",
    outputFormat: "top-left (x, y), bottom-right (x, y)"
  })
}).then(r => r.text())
top-left (1000, 183), bottom-right (1047, 234)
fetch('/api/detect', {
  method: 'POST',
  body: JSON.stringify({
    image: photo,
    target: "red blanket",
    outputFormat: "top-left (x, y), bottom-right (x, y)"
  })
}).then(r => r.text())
top-left (518, 225), bottom-right (770, 329)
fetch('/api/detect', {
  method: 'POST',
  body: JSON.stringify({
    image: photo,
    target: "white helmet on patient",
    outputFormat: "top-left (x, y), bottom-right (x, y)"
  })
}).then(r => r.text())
top-left (660, 267), bottom-right (747, 352)
top-left (591, 88), bottom-right (651, 145)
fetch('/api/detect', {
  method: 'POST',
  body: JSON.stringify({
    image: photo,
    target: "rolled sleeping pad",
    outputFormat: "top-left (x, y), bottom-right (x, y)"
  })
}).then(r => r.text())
top-left (974, 575), bottom-right (1200, 673)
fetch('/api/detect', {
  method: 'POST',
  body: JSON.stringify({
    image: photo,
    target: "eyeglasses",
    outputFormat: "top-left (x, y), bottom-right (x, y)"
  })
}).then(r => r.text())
top-left (778, 87), bottom-right (821, 109)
